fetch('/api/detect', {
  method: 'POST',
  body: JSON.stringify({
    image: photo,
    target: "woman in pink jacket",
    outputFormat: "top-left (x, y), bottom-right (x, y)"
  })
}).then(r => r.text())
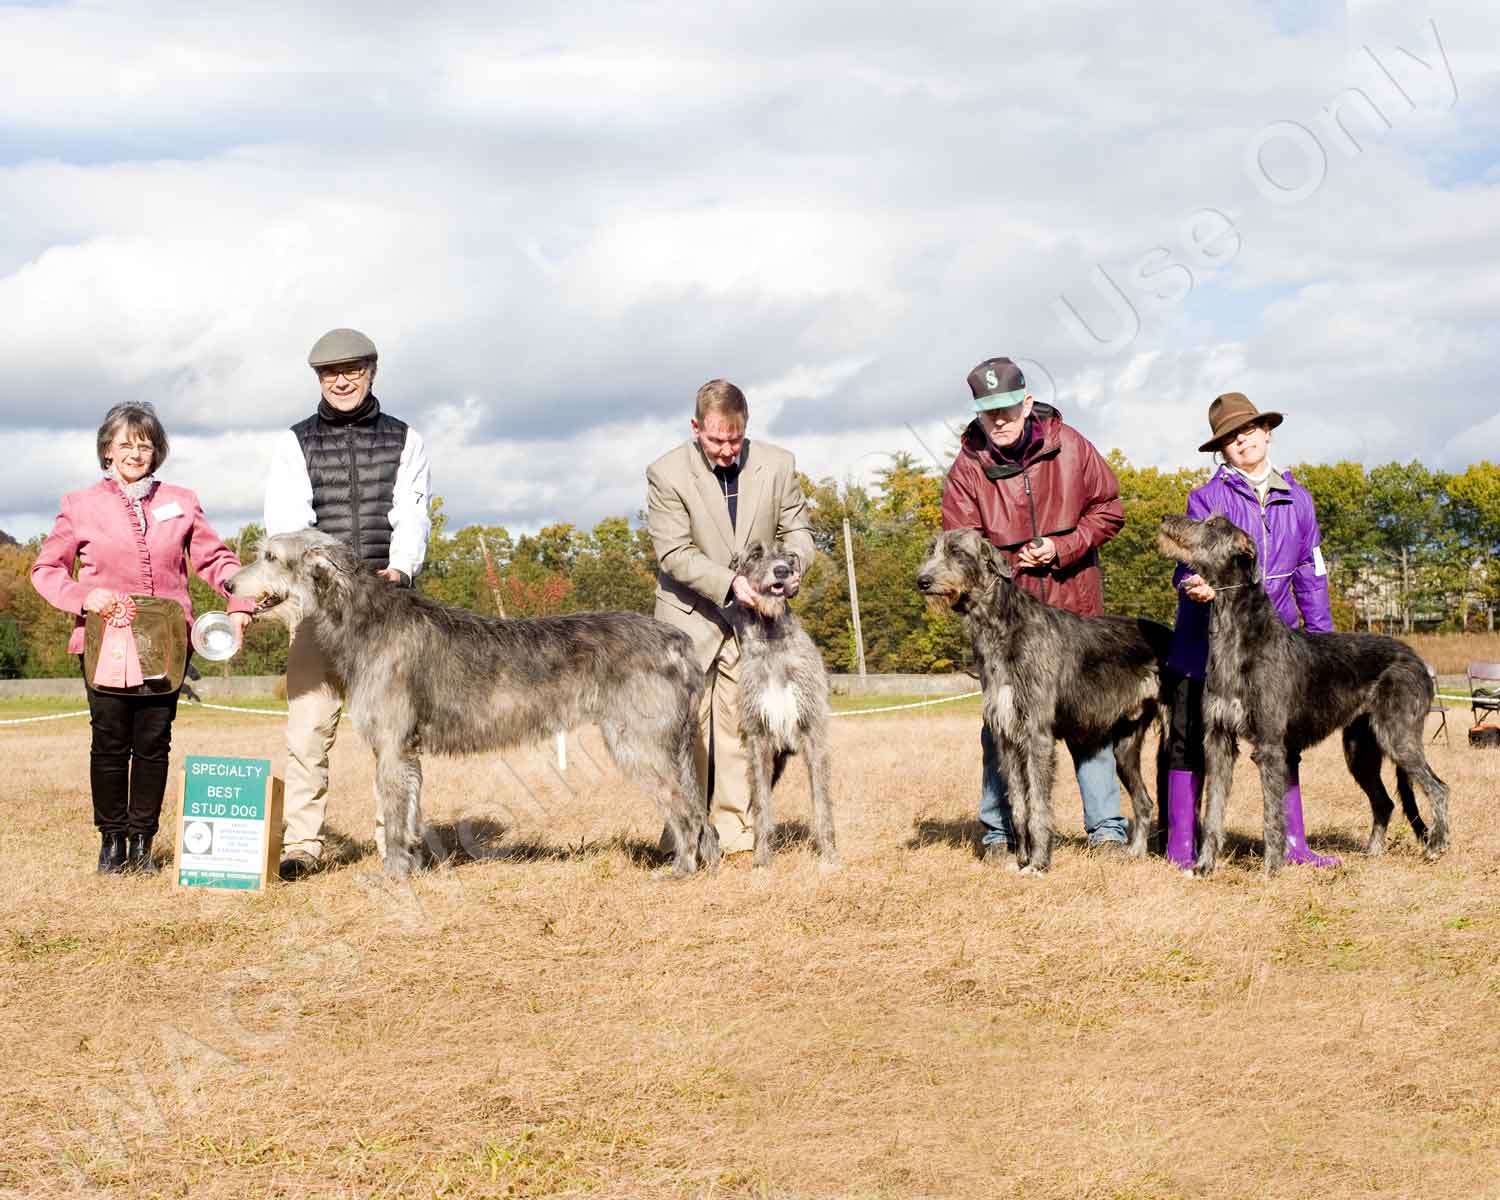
top-left (31, 403), bottom-right (254, 876)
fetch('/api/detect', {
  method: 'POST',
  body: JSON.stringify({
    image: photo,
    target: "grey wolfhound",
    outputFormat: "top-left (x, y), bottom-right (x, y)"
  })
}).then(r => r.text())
top-left (916, 529), bottom-right (1171, 873)
top-left (721, 540), bottom-right (836, 868)
top-left (226, 530), bottom-right (717, 880)
top-left (1159, 513), bottom-right (1449, 875)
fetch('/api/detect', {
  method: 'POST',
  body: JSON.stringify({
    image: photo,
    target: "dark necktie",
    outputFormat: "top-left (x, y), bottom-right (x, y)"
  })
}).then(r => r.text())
top-left (715, 464), bottom-right (740, 530)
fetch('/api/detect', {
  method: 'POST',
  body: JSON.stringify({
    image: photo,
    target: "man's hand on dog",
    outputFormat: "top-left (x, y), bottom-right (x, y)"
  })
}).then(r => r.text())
top-left (731, 574), bottom-right (758, 608)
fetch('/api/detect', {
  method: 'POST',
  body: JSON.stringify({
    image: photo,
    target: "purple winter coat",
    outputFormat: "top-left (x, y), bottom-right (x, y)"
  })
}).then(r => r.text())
top-left (1165, 466), bottom-right (1334, 679)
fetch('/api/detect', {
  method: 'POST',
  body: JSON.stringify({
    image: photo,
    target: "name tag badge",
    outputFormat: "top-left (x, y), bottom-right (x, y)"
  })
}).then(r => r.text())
top-left (151, 501), bottom-right (185, 522)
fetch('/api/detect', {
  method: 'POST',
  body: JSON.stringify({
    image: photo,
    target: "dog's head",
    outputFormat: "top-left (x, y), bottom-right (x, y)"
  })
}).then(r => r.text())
top-left (225, 530), bottom-right (358, 627)
top-left (916, 529), bottom-right (1010, 612)
top-left (729, 540), bottom-right (803, 621)
top-left (1158, 514), bottom-right (1257, 585)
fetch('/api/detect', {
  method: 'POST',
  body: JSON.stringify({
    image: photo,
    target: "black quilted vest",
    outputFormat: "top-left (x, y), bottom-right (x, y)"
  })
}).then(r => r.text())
top-left (291, 397), bottom-right (408, 568)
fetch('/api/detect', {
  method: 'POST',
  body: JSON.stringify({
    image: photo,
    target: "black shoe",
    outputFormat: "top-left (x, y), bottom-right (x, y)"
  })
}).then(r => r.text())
top-left (278, 851), bottom-right (320, 882)
top-left (97, 832), bottom-right (127, 874)
top-left (126, 833), bottom-right (160, 875)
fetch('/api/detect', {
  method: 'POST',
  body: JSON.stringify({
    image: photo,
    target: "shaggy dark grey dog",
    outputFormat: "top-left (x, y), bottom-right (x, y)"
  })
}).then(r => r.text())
top-left (227, 530), bottom-right (716, 880)
top-left (1158, 513), bottom-right (1450, 875)
top-left (916, 529), bottom-right (1171, 873)
top-left (722, 541), bottom-right (836, 869)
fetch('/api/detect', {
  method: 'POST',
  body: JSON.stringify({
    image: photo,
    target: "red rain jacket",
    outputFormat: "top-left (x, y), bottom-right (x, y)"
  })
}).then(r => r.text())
top-left (941, 404), bottom-right (1124, 617)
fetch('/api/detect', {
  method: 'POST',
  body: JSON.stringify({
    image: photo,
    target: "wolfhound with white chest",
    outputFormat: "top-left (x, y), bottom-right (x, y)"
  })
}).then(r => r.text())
top-left (227, 530), bottom-right (717, 880)
top-left (722, 540), bottom-right (837, 868)
top-left (1158, 513), bottom-right (1449, 875)
top-left (917, 529), bottom-right (1171, 874)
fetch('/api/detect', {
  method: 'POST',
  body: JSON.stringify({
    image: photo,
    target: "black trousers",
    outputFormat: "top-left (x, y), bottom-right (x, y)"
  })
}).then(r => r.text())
top-left (1167, 675), bottom-right (1299, 776)
top-left (80, 656), bottom-right (189, 838)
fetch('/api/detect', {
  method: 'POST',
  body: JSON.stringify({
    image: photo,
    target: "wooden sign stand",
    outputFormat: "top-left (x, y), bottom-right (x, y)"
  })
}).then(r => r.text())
top-left (172, 755), bottom-right (284, 891)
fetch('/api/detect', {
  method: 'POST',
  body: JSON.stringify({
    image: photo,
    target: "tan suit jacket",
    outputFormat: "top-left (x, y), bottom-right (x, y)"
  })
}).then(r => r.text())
top-left (647, 438), bottom-right (816, 663)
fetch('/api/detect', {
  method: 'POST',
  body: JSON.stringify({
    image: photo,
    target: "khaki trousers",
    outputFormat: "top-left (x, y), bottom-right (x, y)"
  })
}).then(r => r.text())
top-left (282, 618), bottom-right (384, 862)
top-left (698, 628), bottom-right (754, 855)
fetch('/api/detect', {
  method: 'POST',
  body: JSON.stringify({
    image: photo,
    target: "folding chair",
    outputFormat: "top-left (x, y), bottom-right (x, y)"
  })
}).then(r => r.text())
top-left (1467, 661), bottom-right (1500, 728)
top-left (1426, 663), bottom-right (1449, 746)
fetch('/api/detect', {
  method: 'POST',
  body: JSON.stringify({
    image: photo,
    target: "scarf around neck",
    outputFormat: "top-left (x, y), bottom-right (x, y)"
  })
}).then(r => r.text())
top-left (1232, 462), bottom-right (1281, 507)
top-left (318, 392), bottom-right (380, 426)
top-left (107, 471), bottom-right (157, 532)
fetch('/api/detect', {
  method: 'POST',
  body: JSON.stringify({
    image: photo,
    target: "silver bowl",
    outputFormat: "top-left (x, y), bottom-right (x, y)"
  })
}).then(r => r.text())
top-left (190, 611), bottom-right (239, 662)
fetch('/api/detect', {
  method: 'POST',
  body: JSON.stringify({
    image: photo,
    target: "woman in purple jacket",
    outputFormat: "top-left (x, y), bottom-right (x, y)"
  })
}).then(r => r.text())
top-left (31, 403), bottom-right (254, 876)
top-left (1163, 392), bottom-right (1338, 870)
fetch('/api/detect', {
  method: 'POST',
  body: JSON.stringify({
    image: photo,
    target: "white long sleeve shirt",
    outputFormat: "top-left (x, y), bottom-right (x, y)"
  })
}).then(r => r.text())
top-left (263, 425), bottom-right (433, 579)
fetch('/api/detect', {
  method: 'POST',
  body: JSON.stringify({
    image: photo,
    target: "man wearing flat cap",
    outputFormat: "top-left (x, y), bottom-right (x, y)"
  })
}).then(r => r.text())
top-left (942, 356), bottom-right (1129, 862)
top-left (263, 328), bottom-right (432, 880)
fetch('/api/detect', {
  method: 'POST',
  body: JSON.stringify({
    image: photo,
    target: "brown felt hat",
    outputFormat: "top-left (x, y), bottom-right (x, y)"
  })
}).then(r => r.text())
top-left (1199, 391), bottom-right (1283, 452)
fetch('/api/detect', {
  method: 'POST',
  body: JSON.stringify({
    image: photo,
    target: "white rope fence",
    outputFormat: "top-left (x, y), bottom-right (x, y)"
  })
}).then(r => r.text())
top-left (0, 709), bottom-right (91, 726)
top-left (831, 690), bottom-right (981, 716)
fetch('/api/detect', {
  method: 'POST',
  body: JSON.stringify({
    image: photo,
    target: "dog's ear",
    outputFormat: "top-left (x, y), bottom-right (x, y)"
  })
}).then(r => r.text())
top-left (1230, 525), bottom-right (1260, 583)
top-left (977, 537), bottom-right (1013, 580)
top-left (1231, 526), bottom-right (1256, 560)
top-left (301, 539), bottom-right (349, 594)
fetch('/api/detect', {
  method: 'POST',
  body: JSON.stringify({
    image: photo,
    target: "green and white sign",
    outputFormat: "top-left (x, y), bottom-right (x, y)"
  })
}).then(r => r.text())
top-left (174, 755), bottom-right (283, 891)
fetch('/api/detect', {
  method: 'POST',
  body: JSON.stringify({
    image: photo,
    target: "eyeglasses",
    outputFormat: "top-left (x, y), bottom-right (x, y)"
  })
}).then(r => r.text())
top-left (111, 440), bottom-right (154, 456)
top-left (981, 406), bottom-right (1027, 425)
top-left (316, 363), bottom-right (370, 381)
top-left (1226, 420), bottom-right (1270, 442)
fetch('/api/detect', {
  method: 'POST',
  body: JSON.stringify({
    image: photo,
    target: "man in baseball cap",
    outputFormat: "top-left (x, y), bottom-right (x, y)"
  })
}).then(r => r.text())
top-left (943, 356), bottom-right (1129, 864)
top-left (262, 328), bottom-right (432, 880)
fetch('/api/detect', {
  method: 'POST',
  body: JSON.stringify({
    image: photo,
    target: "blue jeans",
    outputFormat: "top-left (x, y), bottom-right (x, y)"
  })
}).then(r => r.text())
top-left (979, 723), bottom-right (1127, 847)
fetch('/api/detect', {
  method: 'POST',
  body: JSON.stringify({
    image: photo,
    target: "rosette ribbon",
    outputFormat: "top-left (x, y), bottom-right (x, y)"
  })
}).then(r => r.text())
top-left (94, 596), bottom-right (144, 688)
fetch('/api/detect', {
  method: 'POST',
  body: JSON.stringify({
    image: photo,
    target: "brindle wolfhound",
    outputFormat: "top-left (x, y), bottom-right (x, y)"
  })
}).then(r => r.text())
top-left (722, 540), bottom-right (836, 869)
top-left (227, 530), bottom-right (716, 880)
top-left (917, 529), bottom-right (1171, 873)
top-left (1159, 513), bottom-right (1449, 875)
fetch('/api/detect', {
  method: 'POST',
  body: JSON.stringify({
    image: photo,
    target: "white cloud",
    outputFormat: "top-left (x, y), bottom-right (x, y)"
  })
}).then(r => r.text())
top-left (0, 0), bottom-right (1496, 544)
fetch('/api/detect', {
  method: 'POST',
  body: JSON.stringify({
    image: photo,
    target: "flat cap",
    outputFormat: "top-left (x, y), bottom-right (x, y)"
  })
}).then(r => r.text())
top-left (307, 328), bottom-right (378, 368)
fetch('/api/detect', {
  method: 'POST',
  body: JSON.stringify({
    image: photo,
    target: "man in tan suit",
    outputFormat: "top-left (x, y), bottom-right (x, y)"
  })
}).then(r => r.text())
top-left (647, 379), bottom-right (816, 855)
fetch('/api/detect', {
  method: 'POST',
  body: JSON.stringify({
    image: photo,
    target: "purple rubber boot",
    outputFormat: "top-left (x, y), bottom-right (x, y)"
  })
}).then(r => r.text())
top-left (1283, 773), bottom-right (1341, 868)
top-left (1166, 770), bottom-right (1200, 870)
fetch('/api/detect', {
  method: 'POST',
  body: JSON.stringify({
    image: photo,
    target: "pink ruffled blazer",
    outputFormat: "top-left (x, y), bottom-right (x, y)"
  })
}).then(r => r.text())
top-left (31, 478), bottom-right (256, 656)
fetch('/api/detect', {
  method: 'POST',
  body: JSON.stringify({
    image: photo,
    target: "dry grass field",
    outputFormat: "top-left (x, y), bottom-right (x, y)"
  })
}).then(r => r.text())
top-left (1404, 632), bottom-right (1500, 677)
top-left (3, 700), bottom-right (1499, 1199)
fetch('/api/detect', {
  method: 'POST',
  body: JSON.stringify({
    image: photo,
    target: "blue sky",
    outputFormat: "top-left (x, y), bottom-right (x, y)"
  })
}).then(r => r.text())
top-left (0, 0), bottom-right (1495, 541)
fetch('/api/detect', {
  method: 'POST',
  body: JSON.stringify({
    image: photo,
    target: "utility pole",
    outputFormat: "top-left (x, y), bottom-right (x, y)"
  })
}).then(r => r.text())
top-left (842, 518), bottom-right (867, 678)
top-left (1401, 545), bottom-right (1411, 634)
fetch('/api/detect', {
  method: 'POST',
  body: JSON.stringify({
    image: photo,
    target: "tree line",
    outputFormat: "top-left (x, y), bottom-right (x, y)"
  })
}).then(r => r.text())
top-left (2, 455), bottom-right (1496, 678)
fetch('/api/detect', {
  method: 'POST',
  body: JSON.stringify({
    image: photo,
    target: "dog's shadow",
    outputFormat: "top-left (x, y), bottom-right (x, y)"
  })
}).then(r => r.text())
top-left (767, 819), bottom-right (814, 852)
top-left (417, 818), bottom-right (821, 871)
top-left (1217, 825), bottom-right (1371, 862)
top-left (321, 818), bottom-right (552, 870)
top-left (905, 816), bottom-right (985, 858)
